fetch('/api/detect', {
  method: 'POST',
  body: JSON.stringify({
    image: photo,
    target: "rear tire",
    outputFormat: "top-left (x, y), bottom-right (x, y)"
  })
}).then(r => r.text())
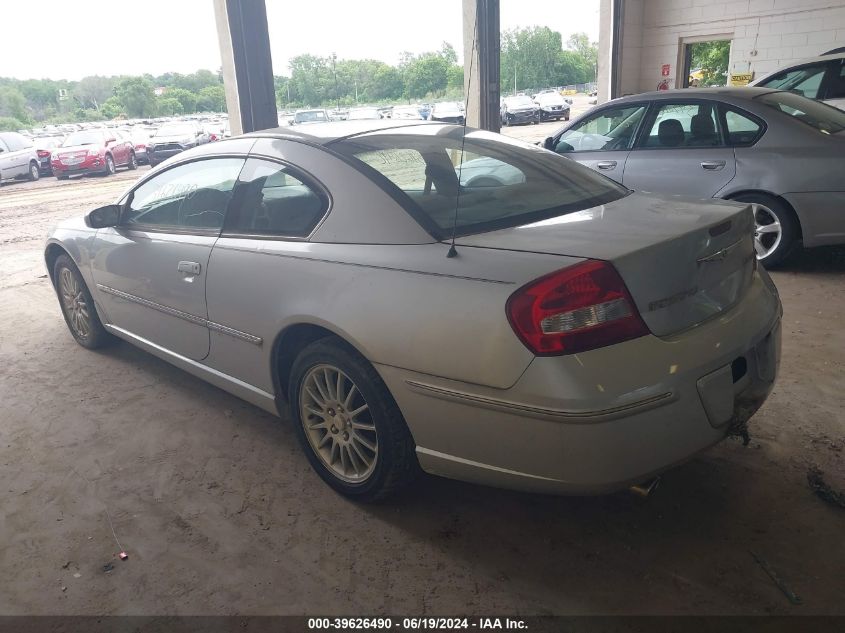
top-left (103, 154), bottom-right (115, 176)
top-left (127, 151), bottom-right (137, 170)
top-left (731, 193), bottom-right (798, 268)
top-left (28, 162), bottom-right (40, 181)
top-left (53, 254), bottom-right (115, 349)
top-left (288, 336), bottom-right (418, 502)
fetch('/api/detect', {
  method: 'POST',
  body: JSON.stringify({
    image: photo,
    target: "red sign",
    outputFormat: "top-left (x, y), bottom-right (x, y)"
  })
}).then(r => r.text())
top-left (661, 64), bottom-right (671, 77)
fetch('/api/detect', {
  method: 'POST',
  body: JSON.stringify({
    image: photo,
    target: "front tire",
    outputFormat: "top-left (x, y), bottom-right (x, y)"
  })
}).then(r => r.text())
top-left (103, 154), bottom-right (115, 176)
top-left (53, 254), bottom-right (114, 349)
top-left (28, 162), bottom-right (40, 181)
top-left (289, 337), bottom-right (418, 502)
top-left (731, 193), bottom-right (798, 268)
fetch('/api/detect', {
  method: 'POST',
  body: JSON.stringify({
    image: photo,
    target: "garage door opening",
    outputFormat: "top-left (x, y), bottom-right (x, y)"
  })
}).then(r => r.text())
top-left (682, 39), bottom-right (731, 88)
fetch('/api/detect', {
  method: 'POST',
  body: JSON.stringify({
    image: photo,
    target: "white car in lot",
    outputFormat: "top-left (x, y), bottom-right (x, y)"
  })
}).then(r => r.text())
top-left (751, 49), bottom-right (845, 110)
top-left (0, 131), bottom-right (41, 183)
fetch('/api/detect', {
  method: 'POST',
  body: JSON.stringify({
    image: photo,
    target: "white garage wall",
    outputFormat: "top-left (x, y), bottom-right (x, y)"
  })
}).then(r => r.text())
top-left (610, 0), bottom-right (845, 97)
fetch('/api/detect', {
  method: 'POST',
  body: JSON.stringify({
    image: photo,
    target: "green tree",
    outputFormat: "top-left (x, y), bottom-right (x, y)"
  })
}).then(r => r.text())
top-left (100, 96), bottom-right (124, 119)
top-left (165, 87), bottom-right (198, 114)
top-left (690, 40), bottom-right (730, 86)
top-left (0, 86), bottom-right (32, 124)
top-left (0, 116), bottom-right (26, 131)
top-left (197, 85), bottom-right (226, 112)
top-left (156, 97), bottom-right (183, 116)
top-left (114, 77), bottom-right (156, 117)
top-left (566, 32), bottom-right (598, 78)
top-left (74, 76), bottom-right (116, 110)
top-left (402, 52), bottom-right (450, 99)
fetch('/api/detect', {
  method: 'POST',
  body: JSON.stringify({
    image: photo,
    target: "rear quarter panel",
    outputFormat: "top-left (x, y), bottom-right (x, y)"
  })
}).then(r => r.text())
top-left (203, 241), bottom-right (582, 392)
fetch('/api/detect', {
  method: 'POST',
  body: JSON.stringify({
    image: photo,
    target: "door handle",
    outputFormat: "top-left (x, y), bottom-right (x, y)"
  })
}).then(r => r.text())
top-left (596, 160), bottom-right (617, 170)
top-left (177, 261), bottom-right (201, 276)
top-left (700, 160), bottom-right (726, 170)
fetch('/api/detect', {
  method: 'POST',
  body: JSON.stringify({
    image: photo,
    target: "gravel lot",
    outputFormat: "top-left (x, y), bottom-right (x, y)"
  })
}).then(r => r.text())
top-left (1, 136), bottom-right (843, 616)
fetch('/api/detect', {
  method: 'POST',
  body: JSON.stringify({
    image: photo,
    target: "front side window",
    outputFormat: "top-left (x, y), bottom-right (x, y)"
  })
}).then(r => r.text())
top-left (757, 63), bottom-right (828, 99)
top-left (123, 158), bottom-right (245, 231)
top-left (757, 91), bottom-right (845, 134)
top-left (639, 102), bottom-right (722, 148)
top-left (224, 159), bottom-right (327, 237)
top-left (332, 128), bottom-right (629, 238)
top-left (555, 105), bottom-right (646, 153)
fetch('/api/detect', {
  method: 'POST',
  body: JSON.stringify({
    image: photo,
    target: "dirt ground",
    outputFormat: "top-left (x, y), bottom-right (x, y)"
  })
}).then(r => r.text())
top-left (0, 159), bottom-right (843, 616)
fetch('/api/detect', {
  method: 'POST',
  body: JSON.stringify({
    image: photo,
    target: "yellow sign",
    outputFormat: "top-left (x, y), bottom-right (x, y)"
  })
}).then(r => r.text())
top-left (729, 72), bottom-right (754, 86)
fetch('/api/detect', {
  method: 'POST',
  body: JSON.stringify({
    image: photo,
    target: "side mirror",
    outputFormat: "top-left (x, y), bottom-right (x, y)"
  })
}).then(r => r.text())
top-left (86, 204), bottom-right (121, 229)
top-left (543, 137), bottom-right (555, 150)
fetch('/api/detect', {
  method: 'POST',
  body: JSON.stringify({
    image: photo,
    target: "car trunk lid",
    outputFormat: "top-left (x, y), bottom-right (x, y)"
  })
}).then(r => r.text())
top-left (456, 192), bottom-right (756, 337)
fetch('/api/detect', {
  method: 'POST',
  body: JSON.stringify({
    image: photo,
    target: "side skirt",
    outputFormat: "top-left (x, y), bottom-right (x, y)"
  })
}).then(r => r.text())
top-left (103, 324), bottom-right (279, 416)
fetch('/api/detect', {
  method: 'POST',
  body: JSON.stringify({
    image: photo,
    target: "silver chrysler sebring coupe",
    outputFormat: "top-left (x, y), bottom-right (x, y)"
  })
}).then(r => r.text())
top-left (45, 120), bottom-right (782, 501)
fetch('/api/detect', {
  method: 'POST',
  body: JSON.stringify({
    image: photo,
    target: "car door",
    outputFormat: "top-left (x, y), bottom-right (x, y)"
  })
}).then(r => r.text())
top-left (622, 100), bottom-right (736, 198)
top-left (106, 131), bottom-right (127, 166)
top-left (90, 157), bottom-right (246, 360)
top-left (547, 103), bottom-right (648, 184)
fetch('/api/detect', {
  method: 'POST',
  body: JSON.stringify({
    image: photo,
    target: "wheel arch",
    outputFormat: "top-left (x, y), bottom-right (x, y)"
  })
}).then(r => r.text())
top-left (270, 322), bottom-right (372, 409)
top-left (44, 242), bottom-right (71, 285)
top-left (722, 189), bottom-right (803, 240)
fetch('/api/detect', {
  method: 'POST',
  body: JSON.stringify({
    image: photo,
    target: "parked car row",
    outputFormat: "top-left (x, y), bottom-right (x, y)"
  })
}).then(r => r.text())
top-left (285, 102), bottom-right (459, 126)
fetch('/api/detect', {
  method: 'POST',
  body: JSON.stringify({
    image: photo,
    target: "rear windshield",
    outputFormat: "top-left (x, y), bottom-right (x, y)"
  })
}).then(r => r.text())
top-left (756, 91), bottom-right (845, 134)
top-left (331, 127), bottom-right (629, 238)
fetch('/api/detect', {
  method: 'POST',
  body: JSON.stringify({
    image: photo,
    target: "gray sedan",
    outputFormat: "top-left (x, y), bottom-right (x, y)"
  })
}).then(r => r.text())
top-left (543, 88), bottom-right (845, 266)
top-left (45, 121), bottom-right (782, 501)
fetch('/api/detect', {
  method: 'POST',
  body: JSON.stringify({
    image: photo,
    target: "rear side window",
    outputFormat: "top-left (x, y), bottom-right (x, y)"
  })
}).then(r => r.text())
top-left (722, 108), bottom-right (764, 146)
top-left (757, 63), bottom-right (828, 99)
top-left (1, 132), bottom-right (31, 151)
top-left (224, 158), bottom-right (328, 237)
top-left (123, 158), bottom-right (245, 231)
top-left (825, 61), bottom-right (845, 99)
top-left (332, 129), bottom-right (629, 238)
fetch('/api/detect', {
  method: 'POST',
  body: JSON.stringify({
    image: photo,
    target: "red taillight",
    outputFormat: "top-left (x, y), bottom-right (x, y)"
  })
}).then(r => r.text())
top-left (506, 260), bottom-right (650, 356)
top-left (37, 150), bottom-right (51, 157)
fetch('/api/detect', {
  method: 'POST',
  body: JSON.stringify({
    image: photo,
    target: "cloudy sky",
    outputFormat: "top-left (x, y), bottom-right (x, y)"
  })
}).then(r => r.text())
top-left (1, 0), bottom-right (599, 80)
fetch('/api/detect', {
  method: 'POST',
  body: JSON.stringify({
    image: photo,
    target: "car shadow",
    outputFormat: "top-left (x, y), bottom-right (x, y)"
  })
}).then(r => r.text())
top-left (775, 245), bottom-right (845, 274)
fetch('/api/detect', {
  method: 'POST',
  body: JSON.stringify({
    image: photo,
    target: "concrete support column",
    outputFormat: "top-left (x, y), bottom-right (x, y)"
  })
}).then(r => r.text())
top-left (214, 0), bottom-right (278, 135)
top-left (462, 0), bottom-right (500, 132)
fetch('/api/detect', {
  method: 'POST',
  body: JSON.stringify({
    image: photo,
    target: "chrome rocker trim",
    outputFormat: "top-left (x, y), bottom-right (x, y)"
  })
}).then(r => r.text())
top-left (96, 284), bottom-right (263, 346)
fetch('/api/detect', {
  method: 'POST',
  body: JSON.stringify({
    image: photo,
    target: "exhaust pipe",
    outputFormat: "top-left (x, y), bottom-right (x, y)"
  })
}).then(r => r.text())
top-left (629, 476), bottom-right (661, 498)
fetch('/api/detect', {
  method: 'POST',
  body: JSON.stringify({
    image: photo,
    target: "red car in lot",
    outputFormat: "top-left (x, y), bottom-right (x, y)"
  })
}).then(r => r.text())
top-left (51, 130), bottom-right (137, 180)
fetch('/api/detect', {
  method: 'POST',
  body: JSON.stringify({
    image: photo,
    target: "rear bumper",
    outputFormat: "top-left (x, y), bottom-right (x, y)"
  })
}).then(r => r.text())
top-left (148, 148), bottom-right (186, 163)
top-left (781, 191), bottom-right (845, 248)
top-left (540, 108), bottom-right (569, 120)
top-left (378, 271), bottom-right (782, 494)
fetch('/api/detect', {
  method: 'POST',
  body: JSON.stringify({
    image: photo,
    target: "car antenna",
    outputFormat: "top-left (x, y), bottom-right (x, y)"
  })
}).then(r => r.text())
top-left (446, 6), bottom-right (479, 259)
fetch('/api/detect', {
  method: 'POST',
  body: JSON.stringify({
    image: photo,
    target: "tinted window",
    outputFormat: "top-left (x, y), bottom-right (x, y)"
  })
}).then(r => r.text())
top-left (723, 108), bottom-right (764, 146)
top-left (757, 91), bottom-right (845, 134)
top-left (556, 105), bottom-right (646, 152)
top-left (225, 159), bottom-right (327, 237)
top-left (757, 63), bottom-right (828, 99)
top-left (825, 61), bottom-right (845, 99)
top-left (123, 158), bottom-right (244, 231)
top-left (639, 102), bottom-right (722, 148)
top-left (332, 128), bottom-right (629, 238)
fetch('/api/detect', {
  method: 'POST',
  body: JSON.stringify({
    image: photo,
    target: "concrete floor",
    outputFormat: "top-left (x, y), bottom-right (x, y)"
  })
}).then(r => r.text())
top-left (1, 154), bottom-right (843, 616)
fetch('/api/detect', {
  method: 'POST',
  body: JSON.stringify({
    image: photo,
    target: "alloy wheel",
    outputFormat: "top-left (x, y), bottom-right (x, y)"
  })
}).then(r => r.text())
top-left (299, 363), bottom-right (378, 483)
top-left (59, 268), bottom-right (90, 339)
top-left (752, 203), bottom-right (782, 260)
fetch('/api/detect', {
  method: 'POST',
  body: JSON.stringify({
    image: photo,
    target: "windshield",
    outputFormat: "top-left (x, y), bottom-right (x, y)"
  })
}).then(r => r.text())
top-left (62, 131), bottom-right (105, 147)
top-left (538, 93), bottom-right (565, 105)
top-left (295, 110), bottom-right (328, 123)
top-left (506, 96), bottom-right (535, 107)
top-left (757, 91), bottom-right (845, 134)
top-left (347, 108), bottom-right (381, 120)
top-left (332, 128), bottom-right (628, 239)
top-left (155, 124), bottom-right (195, 137)
top-left (434, 102), bottom-right (461, 114)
